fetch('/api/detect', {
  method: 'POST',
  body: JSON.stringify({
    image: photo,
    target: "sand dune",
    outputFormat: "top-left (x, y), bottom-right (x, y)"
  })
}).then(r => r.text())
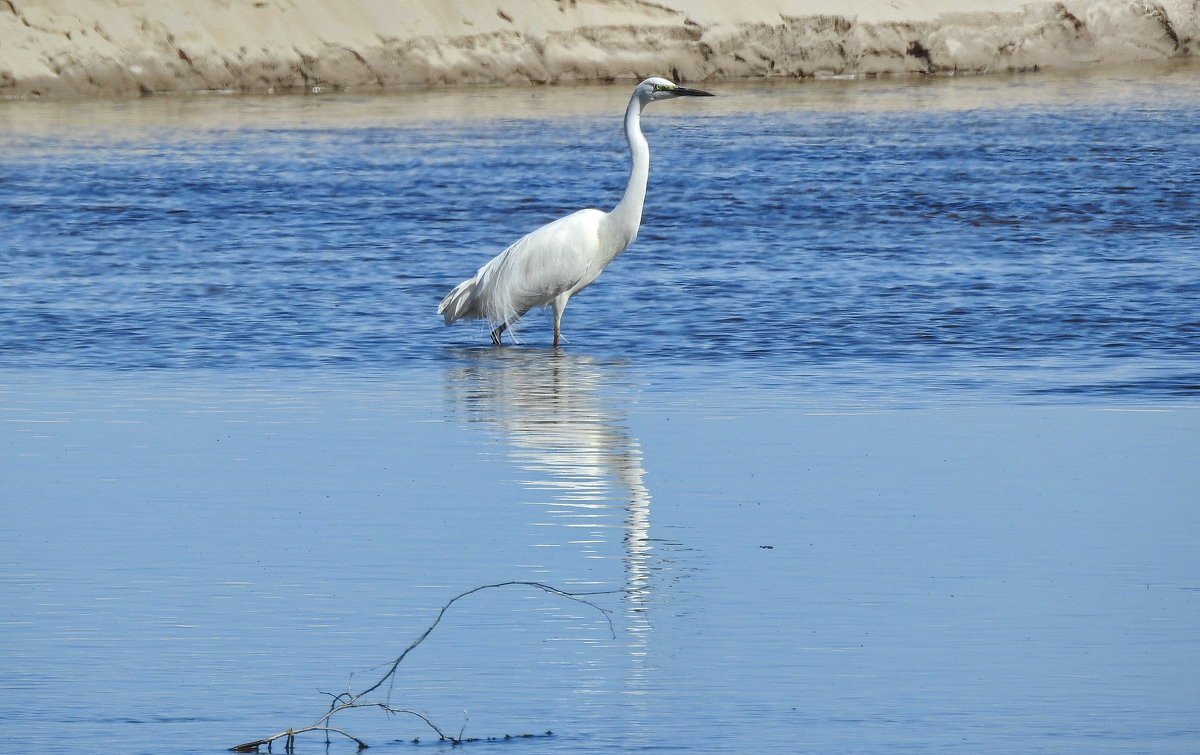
top-left (1, 0), bottom-right (1196, 97)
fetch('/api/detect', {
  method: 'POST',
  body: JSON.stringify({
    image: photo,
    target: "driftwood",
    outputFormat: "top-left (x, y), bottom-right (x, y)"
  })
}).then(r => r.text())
top-left (229, 581), bottom-right (617, 752)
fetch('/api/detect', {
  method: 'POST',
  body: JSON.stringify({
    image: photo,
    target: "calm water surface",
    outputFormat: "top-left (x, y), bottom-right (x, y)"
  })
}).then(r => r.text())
top-left (2, 66), bottom-right (1199, 753)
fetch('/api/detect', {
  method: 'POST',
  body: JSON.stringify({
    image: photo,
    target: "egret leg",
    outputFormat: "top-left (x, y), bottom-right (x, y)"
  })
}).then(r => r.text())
top-left (552, 294), bottom-right (569, 348)
top-left (491, 308), bottom-right (530, 346)
top-left (490, 322), bottom-right (507, 345)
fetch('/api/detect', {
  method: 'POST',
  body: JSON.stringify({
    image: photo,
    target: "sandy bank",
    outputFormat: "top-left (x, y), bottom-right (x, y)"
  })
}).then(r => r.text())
top-left (2, 0), bottom-right (1197, 98)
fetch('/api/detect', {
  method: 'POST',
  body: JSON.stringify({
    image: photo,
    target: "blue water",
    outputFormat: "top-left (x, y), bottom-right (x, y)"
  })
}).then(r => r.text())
top-left (2, 67), bottom-right (1199, 754)
top-left (3, 67), bottom-right (1198, 398)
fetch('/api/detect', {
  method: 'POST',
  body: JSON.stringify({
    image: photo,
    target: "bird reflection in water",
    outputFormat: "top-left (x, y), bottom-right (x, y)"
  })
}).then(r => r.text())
top-left (443, 348), bottom-right (653, 645)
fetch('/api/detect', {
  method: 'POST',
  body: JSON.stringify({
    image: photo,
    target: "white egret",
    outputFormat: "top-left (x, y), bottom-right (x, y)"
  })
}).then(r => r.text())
top-left (438, 77), bottom-right (714, 346)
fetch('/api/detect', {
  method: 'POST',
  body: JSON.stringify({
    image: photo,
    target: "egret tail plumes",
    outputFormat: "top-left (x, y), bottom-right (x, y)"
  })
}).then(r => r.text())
top-left (437, 76), bottom-right (713, 347)
top-left (437, 277), bottom-right (481, 324)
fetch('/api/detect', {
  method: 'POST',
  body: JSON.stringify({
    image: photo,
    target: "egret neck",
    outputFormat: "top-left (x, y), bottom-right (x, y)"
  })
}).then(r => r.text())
top-left (602, 91), bottom-right (651, 261)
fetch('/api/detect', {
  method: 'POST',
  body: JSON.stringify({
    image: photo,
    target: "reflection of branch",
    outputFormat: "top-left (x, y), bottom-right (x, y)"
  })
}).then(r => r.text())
top-left (229, 581), bottom-right (619, 752)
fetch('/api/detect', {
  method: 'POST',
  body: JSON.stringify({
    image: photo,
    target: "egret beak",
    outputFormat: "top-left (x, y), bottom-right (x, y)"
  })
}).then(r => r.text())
top-left (675, 86), bottom-right (715, 97)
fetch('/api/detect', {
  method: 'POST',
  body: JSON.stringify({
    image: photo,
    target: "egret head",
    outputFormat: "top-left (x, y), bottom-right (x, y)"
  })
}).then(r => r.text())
top-left (636, 77), bottom-right (715, 103)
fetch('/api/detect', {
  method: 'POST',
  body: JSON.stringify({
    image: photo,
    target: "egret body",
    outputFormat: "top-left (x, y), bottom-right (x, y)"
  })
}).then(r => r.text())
top-left (438, 77), bottom-right (713, 346)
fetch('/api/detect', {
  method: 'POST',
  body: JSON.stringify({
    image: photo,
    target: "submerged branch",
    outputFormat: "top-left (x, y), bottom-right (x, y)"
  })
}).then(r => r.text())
top-left (229, 580), bottom-right (620, 752)
top-left (229, 725), bottom-right (366, 752)
top-left (359, 580), bottom-right (617, 702)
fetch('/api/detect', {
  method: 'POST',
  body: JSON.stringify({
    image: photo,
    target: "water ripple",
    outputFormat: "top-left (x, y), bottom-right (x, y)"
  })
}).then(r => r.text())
top-left (1, 74), bottom-right (1197, 399)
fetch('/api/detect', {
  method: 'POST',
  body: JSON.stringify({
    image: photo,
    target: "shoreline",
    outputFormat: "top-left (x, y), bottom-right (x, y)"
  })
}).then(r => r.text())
top-left (2, 0), bottom-right (1197, 99)
top-left (0, 61), bottom-right (1193, 138)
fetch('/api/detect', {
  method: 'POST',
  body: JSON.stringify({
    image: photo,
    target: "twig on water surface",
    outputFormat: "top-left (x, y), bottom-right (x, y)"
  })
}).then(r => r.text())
top-left (229, 581), bottom-right (619, 752)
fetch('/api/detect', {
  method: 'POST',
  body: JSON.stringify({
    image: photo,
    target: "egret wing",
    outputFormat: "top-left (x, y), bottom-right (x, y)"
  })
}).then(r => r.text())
top-left (476, 209), bottom-right (604, 323)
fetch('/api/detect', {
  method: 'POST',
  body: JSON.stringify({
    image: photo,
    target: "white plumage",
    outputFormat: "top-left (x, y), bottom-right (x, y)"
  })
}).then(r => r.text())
top-left (438, 77), bottom-right (713, 346)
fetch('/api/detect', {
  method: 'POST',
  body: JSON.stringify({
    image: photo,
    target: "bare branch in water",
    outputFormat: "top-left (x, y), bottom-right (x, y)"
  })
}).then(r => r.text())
top-left (229, 581), bottom-right (620, 752)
